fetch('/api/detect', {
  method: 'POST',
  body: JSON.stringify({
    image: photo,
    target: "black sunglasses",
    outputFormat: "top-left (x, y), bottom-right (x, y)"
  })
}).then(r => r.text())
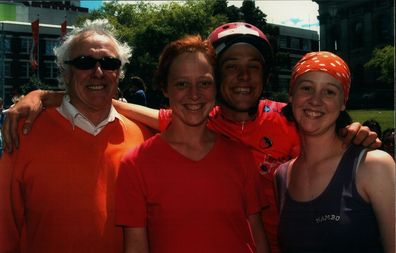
top-left (64, 56), bottom-right (121, 70)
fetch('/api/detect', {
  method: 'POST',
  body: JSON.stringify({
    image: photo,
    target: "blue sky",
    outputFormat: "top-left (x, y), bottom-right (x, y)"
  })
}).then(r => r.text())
top-left (80, 1), bottom-right (103, 10)
top-left (80, 0), bottom-right (319, 32)
top-left (249, 1), bottom-right (319, 32)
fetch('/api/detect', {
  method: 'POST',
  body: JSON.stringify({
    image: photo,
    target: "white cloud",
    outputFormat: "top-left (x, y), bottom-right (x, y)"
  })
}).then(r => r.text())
top-left (230, 0), bottom-right (319, 32)
top-left (95, 1), bottom-right (320, 32)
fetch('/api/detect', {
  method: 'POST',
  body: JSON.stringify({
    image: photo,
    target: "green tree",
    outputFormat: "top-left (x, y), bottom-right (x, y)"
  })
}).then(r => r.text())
top-left (225, 5), bottom-right (243, 21)
top-left (364, 45), bottom-right (394, 85)
top-left (81, 0), bottom-right (227, 90)
top-left (212, 0), bottom-right (228, 16)
top-left (239, 0), bottom-right (267, 30)
top-left (80, 0), bottom-right (277, 94)
top-left (19, 76), bottom-right (52, 95)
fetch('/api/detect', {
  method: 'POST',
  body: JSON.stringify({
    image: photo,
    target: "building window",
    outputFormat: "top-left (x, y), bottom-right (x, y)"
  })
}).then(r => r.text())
top-left (375, 14), bottom-right (391, 43)
top-left (3, 60), bottom-right (12, 78)
top-left (45, 39), bottom-right (59, 55)
top-left (1, 37), bottom-right (12, 53)
top-left (43, 60), bottom-right (58, 79)
top-left (0, 60), bottom-right (12, 80)
top-left (20, 37), bottom-right (32, 54)
top-left (279, 35), bottom-right (287, 49)
top-left (352, 21), bottom-right (363, 48)
top-left (5, 79), bottom-right (16, 93)
top-left (18, 61), bottom-right (30, 78)
top-left (330, 24), bottom-right (341, 51)
top-left (290, 38), bottom-right (300, 50)
top-left (302, 39), bottom-right (310, 51)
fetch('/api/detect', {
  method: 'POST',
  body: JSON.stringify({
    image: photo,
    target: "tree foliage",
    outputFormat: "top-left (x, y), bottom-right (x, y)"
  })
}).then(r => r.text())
top-left (80, 0), bottom-right (274, 95)
top-left (364, 45), bottom-right (394, 85)
top-left (20, 75), bottom-right (52, 94)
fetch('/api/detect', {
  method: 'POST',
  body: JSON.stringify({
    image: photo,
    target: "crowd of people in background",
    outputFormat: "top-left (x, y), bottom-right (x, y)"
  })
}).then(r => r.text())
top-left (363, 119), bottom-right (395, 159)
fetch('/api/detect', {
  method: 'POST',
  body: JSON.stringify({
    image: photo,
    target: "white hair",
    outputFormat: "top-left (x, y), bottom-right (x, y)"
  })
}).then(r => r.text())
top-left (53, 19), bottom-right (132, 87)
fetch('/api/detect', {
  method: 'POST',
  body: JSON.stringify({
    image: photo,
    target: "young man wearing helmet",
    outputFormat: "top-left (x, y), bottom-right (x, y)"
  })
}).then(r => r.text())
top-left (203, 23), bottom-right (299, 253)
top-left (2, 22), bottom-right (380, 253)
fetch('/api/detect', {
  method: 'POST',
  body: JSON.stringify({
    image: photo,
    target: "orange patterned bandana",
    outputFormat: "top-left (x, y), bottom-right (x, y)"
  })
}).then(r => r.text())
top-left (290, 51), bottom-right (351, 103)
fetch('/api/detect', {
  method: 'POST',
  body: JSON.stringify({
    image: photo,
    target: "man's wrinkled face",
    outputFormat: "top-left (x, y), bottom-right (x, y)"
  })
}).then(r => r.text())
top-left (66, 32), bottom-right (120, 120)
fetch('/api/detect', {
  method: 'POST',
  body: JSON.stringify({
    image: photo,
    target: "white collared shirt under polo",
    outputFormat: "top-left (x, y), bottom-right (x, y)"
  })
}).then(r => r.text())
top-left (57, 95), bottom-right (123, 136)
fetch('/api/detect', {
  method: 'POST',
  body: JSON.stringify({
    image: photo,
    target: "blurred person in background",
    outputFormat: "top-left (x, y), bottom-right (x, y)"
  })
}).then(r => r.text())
top-left (381, 128), bottom-right (395, 159)
top-left (125, 76), bottom-right (147, 106)
top-left (363, 119), bottom-right (382, 139)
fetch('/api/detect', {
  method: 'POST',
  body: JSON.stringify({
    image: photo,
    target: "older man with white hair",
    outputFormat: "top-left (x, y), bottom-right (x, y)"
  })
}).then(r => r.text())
top-left (0, 19), bottom-right (152, 253)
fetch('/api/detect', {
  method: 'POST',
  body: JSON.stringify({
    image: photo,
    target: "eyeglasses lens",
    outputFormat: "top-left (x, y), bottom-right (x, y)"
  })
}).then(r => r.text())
top-left (64, 56), bottom-right (121, 70)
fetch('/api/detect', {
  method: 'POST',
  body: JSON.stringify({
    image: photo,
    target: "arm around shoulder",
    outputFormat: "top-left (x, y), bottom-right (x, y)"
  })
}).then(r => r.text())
top-left (113, 100), bottom-right (160, 131)
top-left (1, 89), bottom-right (65, 152)
top-left (341, 122), bottom-right (382, 149)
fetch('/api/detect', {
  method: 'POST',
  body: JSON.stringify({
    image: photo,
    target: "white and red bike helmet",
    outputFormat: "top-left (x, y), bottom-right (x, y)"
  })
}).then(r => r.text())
top-left (208, 22), bottom-right (273, 75)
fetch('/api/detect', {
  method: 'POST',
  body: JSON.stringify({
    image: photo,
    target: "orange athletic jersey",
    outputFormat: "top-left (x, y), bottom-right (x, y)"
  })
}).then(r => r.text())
top-left (159, 99), bottom-right (300, 253)
top-left (0, 108), bottom-right (152, 253)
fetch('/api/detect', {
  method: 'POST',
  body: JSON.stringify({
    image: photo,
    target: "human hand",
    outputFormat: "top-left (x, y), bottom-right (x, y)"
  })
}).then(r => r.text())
top-left (339, 122), bottom-right (382, 149)
top-left (1, 89), bottom-right (46, 152)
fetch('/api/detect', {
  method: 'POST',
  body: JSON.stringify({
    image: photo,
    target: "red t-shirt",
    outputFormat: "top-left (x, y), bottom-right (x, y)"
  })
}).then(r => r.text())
top-left (159, 99), bottom-right (300, 253)
top-left (116, 134), bottom-right (266, 253)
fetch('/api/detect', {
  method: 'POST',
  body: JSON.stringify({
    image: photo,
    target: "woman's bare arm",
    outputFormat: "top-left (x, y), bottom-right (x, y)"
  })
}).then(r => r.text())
top-left (248, 213), bottom-right (271, 253)
top-left (123, 227), bottom-right (149, 253)
top-left (113, 100), bottom-right (160, 130)
top-left (358, 150), bottom-right (395, 253)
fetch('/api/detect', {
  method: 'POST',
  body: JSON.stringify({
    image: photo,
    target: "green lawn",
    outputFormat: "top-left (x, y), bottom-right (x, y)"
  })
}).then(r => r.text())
top-left (348, 109), bottom-right (395, 131)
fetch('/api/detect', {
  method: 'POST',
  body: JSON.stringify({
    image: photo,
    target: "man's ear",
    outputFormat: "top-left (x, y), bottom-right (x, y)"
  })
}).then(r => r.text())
top-left (162, 87), bottom-right (168, 98)
top-left (288, 95), bottom-right (293, 104)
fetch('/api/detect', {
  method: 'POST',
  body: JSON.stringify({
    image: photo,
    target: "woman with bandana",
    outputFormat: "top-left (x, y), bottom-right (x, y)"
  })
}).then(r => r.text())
top-left (275, 52), bottom-right (395, 253)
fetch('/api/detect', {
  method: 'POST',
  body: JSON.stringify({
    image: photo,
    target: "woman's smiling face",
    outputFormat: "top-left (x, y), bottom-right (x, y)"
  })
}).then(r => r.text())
top-left (163, 51), bottom-right (216, 127)
top-left (290, 71), bottom-right (345, 136)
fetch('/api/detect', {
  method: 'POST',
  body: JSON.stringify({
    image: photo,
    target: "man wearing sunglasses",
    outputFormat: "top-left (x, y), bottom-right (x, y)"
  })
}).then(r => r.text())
top-left (0, 19), bottom-right (152, 253)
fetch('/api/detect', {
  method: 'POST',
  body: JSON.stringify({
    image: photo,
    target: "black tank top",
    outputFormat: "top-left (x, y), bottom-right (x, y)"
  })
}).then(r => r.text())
top-left (276, 145), bottom-right (383, 253)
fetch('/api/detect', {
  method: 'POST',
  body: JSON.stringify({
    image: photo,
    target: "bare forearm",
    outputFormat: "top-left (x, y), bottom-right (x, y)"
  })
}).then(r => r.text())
top-left (248, 213), bottom-right (271, 253)
top-left (113, 100), bottom-right (160, 130)
top-left (124, 227), bottom-right (149, 253)
top-left (41, 90), bottom-right (65, 107)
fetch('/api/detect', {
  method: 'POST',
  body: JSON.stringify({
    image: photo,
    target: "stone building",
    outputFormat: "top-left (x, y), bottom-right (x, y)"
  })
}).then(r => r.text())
top-left (272, 25), bottom-right (319, 94)
top-left (313, 0), bottom-right (394, 108)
